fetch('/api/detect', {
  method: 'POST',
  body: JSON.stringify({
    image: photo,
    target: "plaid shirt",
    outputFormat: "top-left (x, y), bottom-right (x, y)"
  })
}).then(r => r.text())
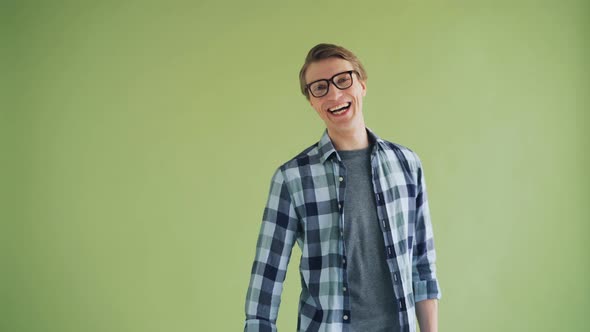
top-left (245, 128), bottom-right (441, 332)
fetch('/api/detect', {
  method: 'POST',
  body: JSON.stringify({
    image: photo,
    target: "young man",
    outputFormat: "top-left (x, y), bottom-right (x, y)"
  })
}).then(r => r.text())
top-left (244, 43), bottom-right (441, 332)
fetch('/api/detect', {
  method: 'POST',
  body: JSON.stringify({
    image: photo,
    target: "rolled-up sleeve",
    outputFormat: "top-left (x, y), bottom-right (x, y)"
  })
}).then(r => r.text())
top-left (244, 168), bottom-right (299, 332)
top-left (412, 157), bottom-right (442, 303)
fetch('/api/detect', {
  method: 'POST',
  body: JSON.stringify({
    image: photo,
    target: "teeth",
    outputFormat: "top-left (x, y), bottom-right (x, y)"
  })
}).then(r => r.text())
top-left (328, 102), bottom-right (351, 112)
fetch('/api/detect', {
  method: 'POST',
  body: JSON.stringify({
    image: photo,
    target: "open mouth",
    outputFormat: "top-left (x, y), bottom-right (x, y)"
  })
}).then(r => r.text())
top-left (327, 102), bottom-right (351, 115)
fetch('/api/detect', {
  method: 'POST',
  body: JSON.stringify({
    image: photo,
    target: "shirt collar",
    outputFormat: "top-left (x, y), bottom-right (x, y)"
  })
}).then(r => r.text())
top-left (318, 127), bottom-right (386, 164)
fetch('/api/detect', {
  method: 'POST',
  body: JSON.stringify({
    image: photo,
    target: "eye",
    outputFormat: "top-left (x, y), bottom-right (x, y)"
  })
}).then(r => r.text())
top-left (336, 77), bottom-right (350, 84)
top-left (312, 83), bottom-right (328, 92)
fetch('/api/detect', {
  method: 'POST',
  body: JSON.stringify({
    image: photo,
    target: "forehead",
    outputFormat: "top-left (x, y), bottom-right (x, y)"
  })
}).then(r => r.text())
top-left (305, 57), bottom-right (354, 83)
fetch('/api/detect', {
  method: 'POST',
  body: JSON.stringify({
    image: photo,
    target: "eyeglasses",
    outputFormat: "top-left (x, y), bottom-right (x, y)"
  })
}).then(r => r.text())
top-left (306, 70), bottom-right (359, 98)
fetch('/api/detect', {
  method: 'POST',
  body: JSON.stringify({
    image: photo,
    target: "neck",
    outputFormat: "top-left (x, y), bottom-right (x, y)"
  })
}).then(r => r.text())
top-left (327, 125), bottom-right (369, 151)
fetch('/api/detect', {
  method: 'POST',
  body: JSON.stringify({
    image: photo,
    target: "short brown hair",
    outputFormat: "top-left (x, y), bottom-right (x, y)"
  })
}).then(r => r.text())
top-left (299, 43), bottom-right (368, 99)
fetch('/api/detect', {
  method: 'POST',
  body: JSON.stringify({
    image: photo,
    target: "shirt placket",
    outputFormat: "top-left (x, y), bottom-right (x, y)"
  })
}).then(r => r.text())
top-left (333, 158), bottom-right (351, 329)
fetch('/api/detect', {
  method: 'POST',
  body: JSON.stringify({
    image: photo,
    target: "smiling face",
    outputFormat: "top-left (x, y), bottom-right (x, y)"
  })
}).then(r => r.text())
top-left (305, 57), bottom-right (367, 135)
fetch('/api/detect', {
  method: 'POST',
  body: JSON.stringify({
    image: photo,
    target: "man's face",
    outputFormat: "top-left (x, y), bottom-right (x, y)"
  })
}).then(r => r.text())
top-left (305, 57), bottom-right (367, 133)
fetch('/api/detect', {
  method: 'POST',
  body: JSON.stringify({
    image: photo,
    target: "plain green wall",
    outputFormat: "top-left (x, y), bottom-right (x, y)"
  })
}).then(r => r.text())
top-left (4, 1), bottom-right (589, 331)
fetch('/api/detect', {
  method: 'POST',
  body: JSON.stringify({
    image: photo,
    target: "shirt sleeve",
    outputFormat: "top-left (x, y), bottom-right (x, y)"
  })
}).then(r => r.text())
top-left (244, 167), bottom-right (299, 332)
top-left (412, 156), bottom-right (442, 302)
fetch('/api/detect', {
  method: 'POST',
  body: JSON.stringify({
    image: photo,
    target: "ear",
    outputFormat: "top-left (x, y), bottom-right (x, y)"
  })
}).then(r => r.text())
top-left (360, 79), bottom-right (367, 97)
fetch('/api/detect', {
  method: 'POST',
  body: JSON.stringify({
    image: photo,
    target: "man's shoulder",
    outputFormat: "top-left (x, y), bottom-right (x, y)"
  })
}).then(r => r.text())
top-left (379, 139), bottom-right (421, 163)
top-left (380, 139), bottom-right (422, 171)
top-left (264, 142), bottom-right (321, 185)
top-left (277, 141), bottom-right (322, 172)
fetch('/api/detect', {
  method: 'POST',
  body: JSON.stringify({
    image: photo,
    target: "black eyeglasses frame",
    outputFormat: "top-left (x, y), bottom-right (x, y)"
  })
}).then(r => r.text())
top-left (305, 70), bottom-right (360, 98)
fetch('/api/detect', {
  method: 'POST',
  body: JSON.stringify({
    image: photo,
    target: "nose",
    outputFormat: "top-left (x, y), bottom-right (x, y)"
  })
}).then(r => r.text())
top-left (325, 81), bottom-right (344, 99)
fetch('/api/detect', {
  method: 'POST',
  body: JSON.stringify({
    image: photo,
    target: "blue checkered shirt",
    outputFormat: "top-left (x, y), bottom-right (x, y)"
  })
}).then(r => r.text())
top-left (245, 128), bottom-right (441, 332)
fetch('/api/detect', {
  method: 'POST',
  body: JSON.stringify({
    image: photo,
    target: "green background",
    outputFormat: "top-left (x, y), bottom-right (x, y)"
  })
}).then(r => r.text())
top-left (3, 1), bottom-right (589, 331)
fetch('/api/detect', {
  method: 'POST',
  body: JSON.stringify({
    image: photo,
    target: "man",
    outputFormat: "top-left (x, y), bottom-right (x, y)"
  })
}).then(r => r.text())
top-left (244, 43), bottom-right (441, 332)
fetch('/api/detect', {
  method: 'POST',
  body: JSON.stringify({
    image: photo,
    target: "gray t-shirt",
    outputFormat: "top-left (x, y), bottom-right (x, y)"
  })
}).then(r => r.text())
top-left (338, 144), bottom-right (398, 332)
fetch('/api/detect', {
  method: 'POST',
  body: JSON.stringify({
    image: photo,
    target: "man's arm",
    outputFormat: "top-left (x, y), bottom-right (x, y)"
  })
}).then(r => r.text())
top-left (412, 155), bottom-right (442, 331)
top-left (244, 168), bottom-right (299, 332)
top-left (416, 299), bottom-right (438, 332)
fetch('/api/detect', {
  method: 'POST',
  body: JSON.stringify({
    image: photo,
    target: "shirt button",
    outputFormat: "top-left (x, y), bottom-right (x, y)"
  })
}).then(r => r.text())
top-left (338, 204), bottom-right (342, 209)
top-left (339, 176), bottom-right (344, 182)
top-left (342, 258), bottom-right (346, 264)
top-left (343, 315), bottom-right (349, 320)
top-left (343, 286), bottom-right (347, 292)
